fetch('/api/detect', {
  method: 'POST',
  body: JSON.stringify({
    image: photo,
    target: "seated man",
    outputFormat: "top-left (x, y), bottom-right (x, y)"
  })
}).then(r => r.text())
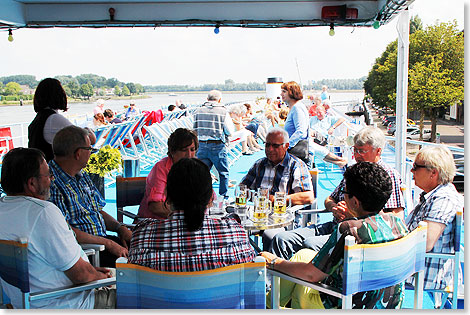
top-left (309, 105), bottom-right (345, 145)
top-left (406, 145), bottom-right (463, 296)
top-left (0, 148), bottom-right (115, 309)
top-left (240, 127), bottom-right (314, 249)
top-left (270, 126), bottom-right (405, 259)
top-left (261, 162), bottom-right (408, 309)
top-left (48, 125), bottom-right (132, 267)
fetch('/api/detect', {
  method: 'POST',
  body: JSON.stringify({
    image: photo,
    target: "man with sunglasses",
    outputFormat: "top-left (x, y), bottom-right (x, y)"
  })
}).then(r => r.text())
top-left (48, 125), bottom-right (132, 268)
top-left (270, 126), bottom-right (405, 259)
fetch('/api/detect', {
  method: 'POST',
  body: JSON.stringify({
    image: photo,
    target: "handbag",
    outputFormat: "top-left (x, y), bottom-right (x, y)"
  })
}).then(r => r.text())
top-left (287, 139), bottom-right (309, 163)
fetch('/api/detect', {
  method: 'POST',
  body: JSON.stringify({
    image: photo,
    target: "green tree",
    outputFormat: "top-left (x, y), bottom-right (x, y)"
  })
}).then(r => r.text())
top-left (66, 80), bottom-right (80, 98)
top-left (79, 83), bottom-right (93, 99)
top-left (1, 75), bottom-right (37, 88)
top-left (126, 83), bottom-right (136, 94)
top-left (410, 15), bottom-right (423, 34)
top-left (122, 85), bottom-right (130, 96)
top-left (114, 85), bottom-right (122, 96)
top-left (4, 82), bottom-right (22, 95)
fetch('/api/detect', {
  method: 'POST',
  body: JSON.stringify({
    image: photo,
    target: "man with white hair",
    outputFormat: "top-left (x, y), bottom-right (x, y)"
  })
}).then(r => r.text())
top-left (270, 126), bottom-right (405, 259)
top-left (193, 90), bottom-right (235, 199)
top-left (93, 99), bottom-right (105, 115)
top-left (406, 145), bottom-right (463, 294)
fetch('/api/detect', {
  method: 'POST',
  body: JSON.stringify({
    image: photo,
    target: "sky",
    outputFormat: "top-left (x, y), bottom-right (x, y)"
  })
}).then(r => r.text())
top-left (0, 0), bottom-right (465, 86)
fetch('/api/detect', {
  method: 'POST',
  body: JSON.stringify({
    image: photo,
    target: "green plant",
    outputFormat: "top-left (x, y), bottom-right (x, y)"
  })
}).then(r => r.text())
top-left (84, 145), bottom-right (122, 177)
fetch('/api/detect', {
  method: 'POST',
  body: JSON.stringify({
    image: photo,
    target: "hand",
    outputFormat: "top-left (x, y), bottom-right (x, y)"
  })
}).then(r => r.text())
top-left (105, 239), bottom-right (129, 258)
top-left (117, 226), bottom-right (132, 249)
top-left (259, 251), bottom-right (277, 265)
top-left (332, 200), bottom-right (348, 221)
top-left (95, 267), bottom-right (112, 278)
top-left (328, 127), bottom-right (334, 135)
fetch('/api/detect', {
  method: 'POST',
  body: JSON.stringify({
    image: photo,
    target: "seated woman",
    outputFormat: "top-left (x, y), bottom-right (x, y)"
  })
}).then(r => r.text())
top-left (228, 104), bottom-right (261, 155)
top-left (129, 158), bottom-right (256, 272)
top-left (242, 103), bottom-right (267, 143)
top-left (261, 162), bottom-right (409, 309)
top-left (137, 128), bottom-right (198, 219)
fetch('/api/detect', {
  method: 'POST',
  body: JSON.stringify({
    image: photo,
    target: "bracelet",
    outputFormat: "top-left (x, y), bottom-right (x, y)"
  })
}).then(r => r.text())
top-left (269, 257), bottom-right (280, 269)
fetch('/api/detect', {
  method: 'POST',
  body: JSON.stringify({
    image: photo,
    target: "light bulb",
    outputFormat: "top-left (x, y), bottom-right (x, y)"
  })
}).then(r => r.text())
top-left (8, 29), bottom-right (13, 42)
top-left (373, 20), bottom-right (380, 29)
top-left (214, 27), bottom-right (220, 34)
top-left (329, 27), bottom-right (335, 36)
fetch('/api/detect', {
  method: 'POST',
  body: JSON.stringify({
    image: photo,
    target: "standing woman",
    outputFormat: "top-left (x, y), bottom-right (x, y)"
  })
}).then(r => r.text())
top-left (28, 78), bottom-right (72, 161)
top-left (281, 81), bottom-right (309, 164)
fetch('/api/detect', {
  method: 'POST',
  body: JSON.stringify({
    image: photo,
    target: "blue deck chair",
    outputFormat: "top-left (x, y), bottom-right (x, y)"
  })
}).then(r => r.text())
top-left (424, 210), bottom-right (464, 309)
top-left (268, 222), bottom-right (427, 309)
top-left (0, 238), bottom-right (115, 309)
top-left (116, 257), bottom-right (267, 309)
top-left (93, 124), bottom-right (114, 148)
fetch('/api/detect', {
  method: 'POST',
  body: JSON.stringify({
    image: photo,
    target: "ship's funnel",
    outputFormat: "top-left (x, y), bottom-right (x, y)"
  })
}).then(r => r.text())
top-left (266, 77), bottom-right (283, 100)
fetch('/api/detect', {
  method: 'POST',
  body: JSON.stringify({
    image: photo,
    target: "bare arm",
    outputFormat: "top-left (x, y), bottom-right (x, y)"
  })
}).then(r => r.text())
top-left (425, 220), bottom-right (447, 252)
top-left (260, 252), bottom-right (328, 283)
top-left (288, 190), bottom-right (315, 206)
top-left (324, 197), bottom-right (349, 221)
top-left (147, 201), bottom-right (172, 218)
top-left (100, 210), bottom-right (132, 244)
top-left (64, 257), bottom-right (111, 284)
top-left (72, 226), bottom-right (128, 258)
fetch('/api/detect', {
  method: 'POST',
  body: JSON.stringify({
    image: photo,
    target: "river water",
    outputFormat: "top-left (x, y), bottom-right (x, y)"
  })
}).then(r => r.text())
top-left (0, 91), bottom-right (364, 126)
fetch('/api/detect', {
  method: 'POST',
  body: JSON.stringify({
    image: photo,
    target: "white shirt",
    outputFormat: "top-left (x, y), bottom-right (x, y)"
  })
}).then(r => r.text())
top-left (0, 196), bottom-right (94, 309)
top-left (43, 110), bottom-right (73, 144)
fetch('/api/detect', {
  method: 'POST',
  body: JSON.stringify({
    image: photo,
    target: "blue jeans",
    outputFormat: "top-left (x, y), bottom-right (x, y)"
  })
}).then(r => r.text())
top-left (269, 221), bottom-right (336, 260)
top-left (197, 142), bottom-right (229, 197)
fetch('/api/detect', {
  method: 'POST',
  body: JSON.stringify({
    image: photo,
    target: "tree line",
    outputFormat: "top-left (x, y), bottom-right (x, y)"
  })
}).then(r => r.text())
top-left (364, 17), bottom-right (464, 142)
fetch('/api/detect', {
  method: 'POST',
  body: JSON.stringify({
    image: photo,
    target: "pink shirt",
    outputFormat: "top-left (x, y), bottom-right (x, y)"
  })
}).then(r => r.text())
top-left (137, 156), bottom-right (173, 219)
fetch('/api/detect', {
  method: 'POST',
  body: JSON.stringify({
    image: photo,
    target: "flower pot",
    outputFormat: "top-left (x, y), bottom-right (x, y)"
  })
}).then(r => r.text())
top-left (88, 173), bottom-right (105, 199)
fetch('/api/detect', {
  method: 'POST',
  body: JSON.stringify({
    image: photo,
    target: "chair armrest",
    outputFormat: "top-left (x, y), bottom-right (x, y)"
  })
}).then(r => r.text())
top-left (117, 209), bottom-right (139, 220)
top-left (30, 277), bottom-right (116, 302)
top-left (81, 244), bottom-right (105, 252)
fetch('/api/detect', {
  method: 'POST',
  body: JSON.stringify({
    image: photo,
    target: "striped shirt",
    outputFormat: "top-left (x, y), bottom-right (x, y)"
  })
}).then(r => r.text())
top-left (193, 101), bottom-right (234, 143)
top-left (49, 160), bottom-right (107, 237)
top-left (406, 183), bottom-right (463, 290)
top-left (330, 159), bottom-right (405, 221)
top-left (128, 210), bottom-right (256, 272)
top-left (240, 152), bottom-right (312, 196)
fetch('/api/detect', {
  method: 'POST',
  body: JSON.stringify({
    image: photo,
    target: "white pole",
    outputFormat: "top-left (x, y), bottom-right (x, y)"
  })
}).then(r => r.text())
top-left (395, 8), bottom-right (410, 180)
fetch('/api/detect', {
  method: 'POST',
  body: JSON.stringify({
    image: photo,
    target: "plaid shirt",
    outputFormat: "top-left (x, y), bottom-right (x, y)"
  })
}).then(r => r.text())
top-left (128, 210), bottom-right (256, 272)
top-left (406, 183), bottom-right (463, 290)
top-left (240, 152), bottom-right (312, 196)
top-left (48, 160), bottom-right (107, 237)
top-left (330, 159), bottom-right (405, 223)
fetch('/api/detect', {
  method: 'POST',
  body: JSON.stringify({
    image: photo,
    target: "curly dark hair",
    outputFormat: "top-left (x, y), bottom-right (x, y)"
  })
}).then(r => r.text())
top-left (33, 78), bottom-right (68, 112)
top-left (166, 158), bottom-right (213, 232)
top-left (343, 162), bottom-right (392, 213)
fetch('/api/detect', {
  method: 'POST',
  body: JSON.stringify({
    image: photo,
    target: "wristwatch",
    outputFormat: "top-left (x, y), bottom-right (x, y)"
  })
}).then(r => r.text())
top-left (268, 257), bottom-right (280, 269)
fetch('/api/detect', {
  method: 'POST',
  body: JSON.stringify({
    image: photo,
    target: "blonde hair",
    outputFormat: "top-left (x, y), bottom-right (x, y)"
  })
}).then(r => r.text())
top-left (415, 145), bottom-right (456, 185)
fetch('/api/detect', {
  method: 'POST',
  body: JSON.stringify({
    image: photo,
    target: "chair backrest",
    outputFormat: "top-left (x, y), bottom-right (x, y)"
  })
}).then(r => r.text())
top-left (0, 239), bottom-right (29, 294)
top-left (116, 257), bottom-right (266, 309)
top-left (342, 222), bottom-right (427, 308)
top-left (309, 169), bottom-right (319, 199)
top-left (116, 175), bottom-right (146, 222)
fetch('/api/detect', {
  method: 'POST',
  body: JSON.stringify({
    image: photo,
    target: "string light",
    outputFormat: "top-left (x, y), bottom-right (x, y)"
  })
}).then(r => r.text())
top-left (329, 23), bottom-right (335, 36)
top-left (214, 23), bottom-right (220, 34)
top-left (373, 20), bottom-right (380, 29)
top-left (8, 29), bottom-right (13, 42)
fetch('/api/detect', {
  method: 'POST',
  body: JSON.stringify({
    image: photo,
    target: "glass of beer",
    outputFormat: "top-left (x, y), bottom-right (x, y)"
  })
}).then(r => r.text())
top-left (235, 184), bottom-right (248, 208)
top-left (273, 192), bottom-right (287, 216)
top-left (257, 187), bottom-right (269, 204)
top-left (253, 195), bottom-right (271, 223)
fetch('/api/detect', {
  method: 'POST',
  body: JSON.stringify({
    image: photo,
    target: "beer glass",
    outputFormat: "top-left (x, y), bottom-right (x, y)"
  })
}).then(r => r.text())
top-left (257, 187), bottom-right (269, 204)
top-left (253, 194), bottom-right (271, 223)
top-left (235, 184), bottom-right (248, 208)
top-left (273, 192), bottom-right (287, 216)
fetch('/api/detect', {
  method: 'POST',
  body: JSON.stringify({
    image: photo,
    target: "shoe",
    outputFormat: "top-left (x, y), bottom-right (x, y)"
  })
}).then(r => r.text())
top-left (242, 150), bottom-right (254, 155)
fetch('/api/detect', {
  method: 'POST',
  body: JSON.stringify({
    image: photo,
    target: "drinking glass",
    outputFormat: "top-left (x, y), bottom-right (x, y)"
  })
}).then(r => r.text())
top-left (257, 187), bottom-right (269, 204)
top-left (273, 192), bottom-right (287, 216)
top-left (253, 195), bottom-right (271, 223)
top-left (235, 184), bottom-right (248, 208)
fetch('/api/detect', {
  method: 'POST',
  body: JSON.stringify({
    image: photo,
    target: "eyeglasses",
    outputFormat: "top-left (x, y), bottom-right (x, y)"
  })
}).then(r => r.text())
top-left (265, 142), bottom-right (285, 149)
top-left (411, 163), bottom-right (427, 171)
top-left (36, 171), bottom-right (54, 180)
top-left (339, 188), bottom-right (353, 196)
top-left (74, 146), bottom-right (99, 154)
top-left (353, 147), bottom-right (370, 155)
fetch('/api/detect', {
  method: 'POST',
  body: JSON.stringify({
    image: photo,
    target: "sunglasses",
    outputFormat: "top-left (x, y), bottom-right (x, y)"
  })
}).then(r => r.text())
top-left (411, 163), bottom-right (427, 171)
top-left (265, 142), bottom-right (285, 149)
top-left (353, 147), bottom-right (370, 155)
top-left (339, 188), bottom-right (353, 197)
top-left (74, 146), bottom-right (99, 154)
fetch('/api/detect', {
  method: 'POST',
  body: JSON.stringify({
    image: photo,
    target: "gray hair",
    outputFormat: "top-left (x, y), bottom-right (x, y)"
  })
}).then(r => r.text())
top-left (228, 104), bottom-right (246, 115)
top-left (415, 145), bottom-right (456, 185)
top-left (207, 90), bottom-right (222, 101)
top-left (267, 127), bottom-right (289, 143)
top-left (354, 126), bottom-right (386, 151)
top-left (53, 125), bottom-right (89, 157)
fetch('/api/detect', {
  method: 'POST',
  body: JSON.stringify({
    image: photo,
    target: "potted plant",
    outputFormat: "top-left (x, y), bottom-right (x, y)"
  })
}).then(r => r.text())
top-left (84, 145), bottom-right (122, 198)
